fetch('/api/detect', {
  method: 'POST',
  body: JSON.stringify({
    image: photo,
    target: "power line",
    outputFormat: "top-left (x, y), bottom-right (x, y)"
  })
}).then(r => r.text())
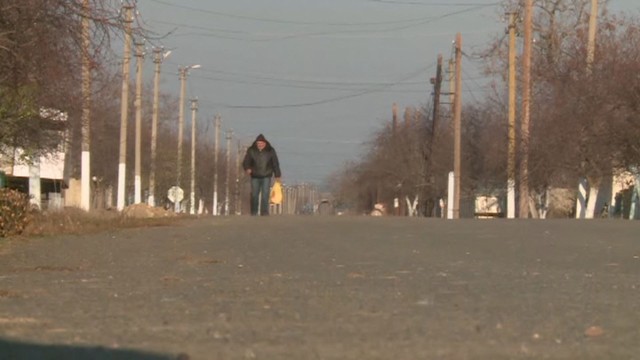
top-left (367, 0), bottom-right (499, 6)
top-left (151, 20), bottom-right (252, 36)
top-left (151, 20), bottom-right (492, 42)
top-left (144, 0), bottom-right (491, 26)
top-left (170, 72), bottom-right (429, 93)
top-left (462, 66), bottom-right (491, 103)
top-left (162, 60), bottom-right (431, 88)
top-left (197, 63), bottom-right (436, 109)
top-left (462, 66), bottom-right (489, 97)
top-left (145, 0), bottom-right (322, 25)
top-left (152, 22), bottom-right (499, 43)
top-left (141, 1), bottom-right (499, 40)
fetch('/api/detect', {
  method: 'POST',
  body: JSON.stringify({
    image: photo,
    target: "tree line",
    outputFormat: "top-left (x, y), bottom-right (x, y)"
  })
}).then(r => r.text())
top-left (0, 0), bottom-right (236, 211)
top-left (330, 0), bottom-right (640, 217)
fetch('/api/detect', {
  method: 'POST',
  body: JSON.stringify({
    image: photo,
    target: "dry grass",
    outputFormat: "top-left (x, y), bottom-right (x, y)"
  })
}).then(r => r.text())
top-left (21, 208), bottom-right (183, 237)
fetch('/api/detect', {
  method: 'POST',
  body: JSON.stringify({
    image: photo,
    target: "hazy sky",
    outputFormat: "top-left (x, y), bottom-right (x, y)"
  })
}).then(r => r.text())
top-left (135, 0), bottom-right (638, 186)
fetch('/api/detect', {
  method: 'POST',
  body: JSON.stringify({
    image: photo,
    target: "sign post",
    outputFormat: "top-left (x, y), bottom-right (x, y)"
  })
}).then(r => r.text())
top-left (168, 186), bottom-right (184, 213)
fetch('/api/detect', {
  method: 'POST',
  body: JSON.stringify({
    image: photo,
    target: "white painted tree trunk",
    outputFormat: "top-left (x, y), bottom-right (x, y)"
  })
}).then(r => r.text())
top-left (528, 192), bottom-right (539, 219)
top-left (447, 172), bottom-right (454, 219)
top-left (585, 178), bottom-right (600, 219)
top-left (29, 159), bottom-right (41, 210)
top-left (81, 151), bottom-right (90, 211)
top-left (541, 188), bottom-right (550, 219)
top-left (405, 195), bottom-right (419, 217)
top-left (630, 174), bottom-right (640, 220)
top-left (530, 188), bottom-right (550, 219)
top-left (575, 178), bottom-right (587, 219)
top-left (507, 178), bottom-right (516, 219)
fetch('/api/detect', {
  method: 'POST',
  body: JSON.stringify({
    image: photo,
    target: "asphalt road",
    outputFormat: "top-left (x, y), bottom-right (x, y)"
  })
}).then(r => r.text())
top-left (1, 216), bottom-right (639, 359)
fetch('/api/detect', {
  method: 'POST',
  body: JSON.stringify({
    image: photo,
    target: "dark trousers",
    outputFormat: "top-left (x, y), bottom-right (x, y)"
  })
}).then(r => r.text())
top-left (250, 177), bottom-right (271, 216)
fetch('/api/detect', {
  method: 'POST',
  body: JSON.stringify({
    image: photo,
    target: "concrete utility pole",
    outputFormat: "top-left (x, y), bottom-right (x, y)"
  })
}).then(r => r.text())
top-left (447, 54), bottom-right (457, 213)
top-left (507, 12), bottom-right (518, 219)
top-left (403, 106), bottom-right (413, 129)
top-left (148, 47), bottom-right (170, 207)
top-left (519, 0), bottom-right (533, 219)
top-left (586, 0), bottom-right (599, 73)
top-left (452, 33), bottom-right (463, 219)
top-left (81, 0), bottom-right (91, 211)
top-left (583, 0), bottom-right (600, 219)
top-left (391, 103), bottom-right (400, 216)
top-left (175, 64), bottom-right (200, 212)
top-left (117, 4), bottom-right (133, 211)
top-left (445, 55), bottom-right (457, 217)
top-left (134, 39), bottom-right (144, 204)
top-left (225, 130), bottom-right (233, 215)
top-left (189, 98), bottom-right (198, 215)
top-left (235, 142), bottom-right (243, 215)
top-left (212, 114), bottom-right (221, 215)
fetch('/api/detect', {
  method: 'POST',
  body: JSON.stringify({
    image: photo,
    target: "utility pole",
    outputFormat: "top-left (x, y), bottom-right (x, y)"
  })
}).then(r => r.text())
top-left (448, 59), bottom-right (455, 108)
top-left (235, 142), bottom-right (243, 215)
top-left (519, 0), bottom-right (533, 219)
top-left (117, 4), bottom-right (133, 211)
top-left (452, 33), bottom-right (463, 219)
top-left (403, 106), bottom-right (413, 129)
top-left (212, 114), bottom-right (221, 215)
top-left (507, 12), bottom-right (518, 219)
top-left (429, 54), bottom-right (443, 218)
top-left (225, 130), bottom-right (233, 216)
top-left (175, 67), bottom-right (187, 213)
top-left (81, 0), bottom-right (91, 211)
top-left (134, 39), bottom-right (144, 204)
top-left (586, 0), bottom-right (599, 73)
top-left (189, 98), bottom-right (198, 215)
top-left (445, 58), bottom-right (455, 219)
top-left (392, 102), bottom-right (398, 135)
top-left (431, 54), bottom-right (443, 138)
top-left (175, 64), bottom-right (200, 213)
top-left (582, 0), bottom-right (600, 219)
top-left (148, 47), bottom-right (170, 207)
top-left (391, 102), bottom-right (399, 216)
top-left (391, 102), bottom-right (400, 215)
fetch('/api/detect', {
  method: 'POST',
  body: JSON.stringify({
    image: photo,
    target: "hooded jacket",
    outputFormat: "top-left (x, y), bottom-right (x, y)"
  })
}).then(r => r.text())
top-left (242, 134), bottom-right (282, 178)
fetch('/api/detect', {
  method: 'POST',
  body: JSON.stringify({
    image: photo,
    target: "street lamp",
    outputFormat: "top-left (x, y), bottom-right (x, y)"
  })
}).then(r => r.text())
top-left (148, 47), bottom-right (171, 207)
top-left (175, 64), bottom-right (200, 213)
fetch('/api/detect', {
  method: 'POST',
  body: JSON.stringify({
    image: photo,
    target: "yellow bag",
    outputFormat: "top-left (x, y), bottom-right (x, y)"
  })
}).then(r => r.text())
top-left (270, 180), bottom-right (283, 205)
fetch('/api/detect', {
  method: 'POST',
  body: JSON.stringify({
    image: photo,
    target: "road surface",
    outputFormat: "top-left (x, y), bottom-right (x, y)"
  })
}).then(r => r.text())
top-left (1, 216), bottom-right (638, 359)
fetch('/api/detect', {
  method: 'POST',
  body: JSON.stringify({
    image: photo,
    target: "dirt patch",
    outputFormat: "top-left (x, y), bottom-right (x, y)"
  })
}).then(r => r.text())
top-left (0, 289), bottom-right (20, 298)
top-left (122, 204), bottom-right (176, 219)
top-left (0, 317), bottom-right (39, 324)
top-left (15, 208), bottom-right (182, 238)
top-left (3, 265), bottom-right (84, 274)
top-left (175, 255), bottom-right (222, 266)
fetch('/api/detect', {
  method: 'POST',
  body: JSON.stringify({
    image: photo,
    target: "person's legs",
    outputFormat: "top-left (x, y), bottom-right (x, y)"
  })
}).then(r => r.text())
top-left (250, 177), bottom-right (260, 216)
top-left (259, 177), bottom-right (271, 216)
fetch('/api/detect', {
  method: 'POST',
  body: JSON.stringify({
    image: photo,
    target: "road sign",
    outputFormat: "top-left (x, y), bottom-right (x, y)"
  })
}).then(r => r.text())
top-left (167, 186), bottom-right (184, 203)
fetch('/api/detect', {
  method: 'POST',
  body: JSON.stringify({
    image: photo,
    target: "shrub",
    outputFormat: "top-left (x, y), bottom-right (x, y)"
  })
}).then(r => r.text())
top-left (0, 188), bottom-right (31, 237)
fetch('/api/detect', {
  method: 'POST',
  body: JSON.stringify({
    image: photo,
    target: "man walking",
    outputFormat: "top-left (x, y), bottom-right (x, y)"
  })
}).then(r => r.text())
top-left (242, 134), bottom-right (281, 216)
